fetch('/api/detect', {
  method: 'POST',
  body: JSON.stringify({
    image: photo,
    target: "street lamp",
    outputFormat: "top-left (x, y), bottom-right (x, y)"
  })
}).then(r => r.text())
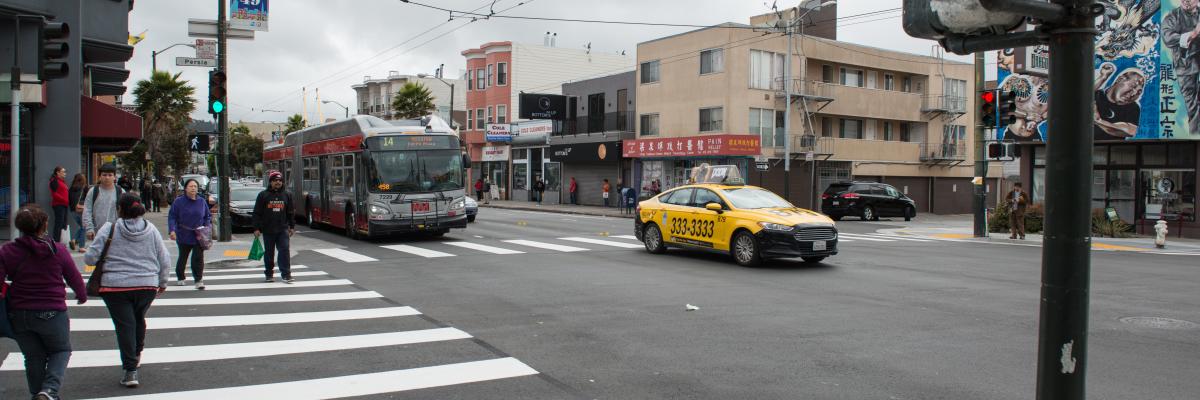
top-left (322, 100), bottom-right (349, 119)
top-left (151, 43), bottom-right (196, 73)
top-left (418, 69), bottom-right (455, 129)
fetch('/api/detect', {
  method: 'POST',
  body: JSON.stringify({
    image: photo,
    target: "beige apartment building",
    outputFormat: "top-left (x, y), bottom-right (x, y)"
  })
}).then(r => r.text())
top-left (631, 13), bottom-right (1001, 214)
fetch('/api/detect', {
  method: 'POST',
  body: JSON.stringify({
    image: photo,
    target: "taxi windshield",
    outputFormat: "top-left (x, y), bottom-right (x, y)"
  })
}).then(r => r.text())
top-left (722, 187), bottom-right (793, 209)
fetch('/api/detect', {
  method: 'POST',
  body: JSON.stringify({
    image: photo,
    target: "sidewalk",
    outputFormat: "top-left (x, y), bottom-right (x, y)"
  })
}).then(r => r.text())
top-left (480, 199), bottom-right (635, 219)
top-left (65, 209), bottom-right (263, 270)
top-left (884, 214), bottom-right (1200, 254)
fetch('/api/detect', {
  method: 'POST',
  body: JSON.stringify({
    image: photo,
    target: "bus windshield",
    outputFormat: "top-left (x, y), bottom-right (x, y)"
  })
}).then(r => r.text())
top-left (369, 150), bottom-right (463, 192)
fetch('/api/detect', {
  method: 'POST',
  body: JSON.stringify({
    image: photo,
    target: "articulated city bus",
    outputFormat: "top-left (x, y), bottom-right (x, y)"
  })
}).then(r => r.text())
top-left (262, 115), bottom-right (469, 239)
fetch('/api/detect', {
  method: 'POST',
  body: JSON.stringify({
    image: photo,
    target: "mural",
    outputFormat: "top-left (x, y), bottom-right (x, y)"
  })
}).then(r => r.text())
top-left (1161, 0), bottom-right (1200, 139)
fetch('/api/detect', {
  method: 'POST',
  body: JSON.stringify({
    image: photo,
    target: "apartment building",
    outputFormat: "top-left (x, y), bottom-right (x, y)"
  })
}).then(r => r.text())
top-left (632, 12), bottom-right (1000, 214)
top-left (462, 40), bottom-right (633, 200)
top-left (351, 72), bottom-right (465, 127)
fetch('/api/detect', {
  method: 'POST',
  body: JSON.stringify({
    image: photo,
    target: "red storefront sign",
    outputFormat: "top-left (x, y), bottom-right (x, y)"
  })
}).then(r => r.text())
top-left (622, 134), bottom-right (761, 158)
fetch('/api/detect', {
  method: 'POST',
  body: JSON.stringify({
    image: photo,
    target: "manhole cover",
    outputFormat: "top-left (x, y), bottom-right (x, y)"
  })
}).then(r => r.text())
top-left (1119, 317), bottom-right (1199, 330)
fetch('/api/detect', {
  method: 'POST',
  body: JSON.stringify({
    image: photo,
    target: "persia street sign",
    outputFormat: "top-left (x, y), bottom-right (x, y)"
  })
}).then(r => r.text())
top-left (177, 57), bottom-right (217, 67)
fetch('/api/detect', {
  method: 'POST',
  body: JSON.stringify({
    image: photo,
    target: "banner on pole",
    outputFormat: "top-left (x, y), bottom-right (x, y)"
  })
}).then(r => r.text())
top-left (229, 0), bottom-right (268, 31)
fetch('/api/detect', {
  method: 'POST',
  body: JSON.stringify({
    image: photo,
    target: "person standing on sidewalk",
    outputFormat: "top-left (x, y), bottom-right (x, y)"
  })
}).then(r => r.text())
top-left (569, 177), bottom-right (578, 205)
top-left (602, 179), bottom-right (611, 207)
top-left (83, 164), bottom-right (124, 242)
top-left (474, 178), bottom-right (484, 201)
top-left (533, 179), bottom-right (546, 205)
top-left (482, 179), bottom-right (492, 204)
top-left (83, 194), bottom-right (171, 389)
top-left (48, 166), bottom-right (69, 243)
top-left (0, 205), bottom-right (87, 400)
top-left (151, 180), bottom-right (164, 213)
top-left (67, 173), bottom-right (88, 252)
top-left (167, 179), bottom-right (211, 289)
top-left (1007, 182), bottom-right (1030, 240)
top-left (253, 171), bottom-right (295, 283)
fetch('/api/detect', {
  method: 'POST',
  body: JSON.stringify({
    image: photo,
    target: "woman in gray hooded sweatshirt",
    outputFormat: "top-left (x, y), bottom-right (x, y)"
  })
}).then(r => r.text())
top-left (83, 194), bottom-right (171, 389)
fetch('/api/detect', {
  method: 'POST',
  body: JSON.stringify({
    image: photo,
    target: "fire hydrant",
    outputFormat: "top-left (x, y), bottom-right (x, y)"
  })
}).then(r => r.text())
top-left (1154, 220), bottom-right (1169, 249)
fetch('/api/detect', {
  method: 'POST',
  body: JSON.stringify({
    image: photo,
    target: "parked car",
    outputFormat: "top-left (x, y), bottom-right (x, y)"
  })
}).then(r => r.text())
top-left (821, 182), bottom-right (917, 221)
top-left (465, 196), bottom-right (478, 223)
top-left (228, 187), bottom-right (261, 229)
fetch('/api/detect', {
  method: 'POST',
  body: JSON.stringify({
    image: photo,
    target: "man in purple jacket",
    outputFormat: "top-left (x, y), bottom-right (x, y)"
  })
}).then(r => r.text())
top-left (0, 205), bottom-right (87, 400)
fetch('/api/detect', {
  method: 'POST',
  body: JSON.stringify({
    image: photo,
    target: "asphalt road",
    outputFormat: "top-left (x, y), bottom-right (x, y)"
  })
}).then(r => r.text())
top-left (1, 209), bottom-right (1195, 399)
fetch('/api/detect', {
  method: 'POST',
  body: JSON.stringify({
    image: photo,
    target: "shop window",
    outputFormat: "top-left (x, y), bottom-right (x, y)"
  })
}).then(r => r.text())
top-left (1142, 144), bottom-right (1167, 165)
top-left (1168, 143), bottom-right (1196, 167)
top-left (1093, 145), bottom-right (1108, 165)
top-left (1111, 145), bottom-right (1136, 165)
top-left (1142, 169), bottom-right (1196, 222)
top-left (641, 160), bottom-right (664, 193)
top-left (513, 163), bottom-right (527, 191)
top-left (1034, 146), bottom-right (1046, 166)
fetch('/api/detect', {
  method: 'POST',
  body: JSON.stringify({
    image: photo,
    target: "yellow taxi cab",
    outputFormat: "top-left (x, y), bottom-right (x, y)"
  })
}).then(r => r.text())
top-left (634, 165), bottom-right (838, 267)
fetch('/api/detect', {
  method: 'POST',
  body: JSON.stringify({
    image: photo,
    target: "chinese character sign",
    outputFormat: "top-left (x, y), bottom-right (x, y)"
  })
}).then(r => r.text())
top-left (230, 0), bottom-right (268, 31)
top-left (622, 135), bottom-right (760, 158)
top-left (1160, 0), bottom-right (1200, 139)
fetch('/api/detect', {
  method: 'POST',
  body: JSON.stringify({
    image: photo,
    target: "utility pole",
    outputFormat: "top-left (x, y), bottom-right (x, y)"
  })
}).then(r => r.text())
top-left (782, 9), bottom-right (793, 202)
top-left (973, 51), bottom-right (987, 237)
top-left (217, 0), bottom-right (231, 242)
top-left (9, 16), bottom-right (21, 239)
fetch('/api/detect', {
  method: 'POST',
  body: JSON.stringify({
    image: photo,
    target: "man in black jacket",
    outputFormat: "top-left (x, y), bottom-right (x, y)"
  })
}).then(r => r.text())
top-left (253, 170), bottom-right (295, 283)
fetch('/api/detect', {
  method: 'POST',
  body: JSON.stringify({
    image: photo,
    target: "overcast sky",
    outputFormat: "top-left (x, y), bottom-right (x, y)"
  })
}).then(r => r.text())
top-left (125, 0), bottom-right (989, 124)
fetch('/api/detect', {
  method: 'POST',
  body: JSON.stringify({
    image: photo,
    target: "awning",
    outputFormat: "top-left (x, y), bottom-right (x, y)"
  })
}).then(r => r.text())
top-left (81, 95), bottom-right (141, 140)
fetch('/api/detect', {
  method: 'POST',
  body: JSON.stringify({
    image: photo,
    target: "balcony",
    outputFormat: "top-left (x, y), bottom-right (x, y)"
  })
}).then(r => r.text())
top-left (791, 135), bottom-right (834, 157)
top-left (921, 95), bottom-right (967, 120)
top-left (773, 78), bottom-right (834, 102)
top-left (919, 142), bottom-right (967, 165)
top-left (560, 111), bottom-right (634, 136)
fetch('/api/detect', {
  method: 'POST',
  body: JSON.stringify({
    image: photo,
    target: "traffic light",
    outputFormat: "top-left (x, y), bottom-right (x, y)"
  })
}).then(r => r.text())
top-left (208, 69), bottom-right (227, 115)
top-left (188, 134), bottom-right (211, 153)
top-left (997, 89), bottom-right (1017, 128)
top-left (987, 141), bottom-right (1003, 159)
top-left (37, 20), bottom-right (70, 81)
top-left (979, 90), bottom-right (996, 128)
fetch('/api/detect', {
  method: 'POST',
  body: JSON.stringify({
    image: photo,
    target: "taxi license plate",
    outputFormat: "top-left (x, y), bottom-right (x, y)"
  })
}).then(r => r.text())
top-left (832, 201), bottom-right (840, 206)
top-left (813, 241), bottom-right (827, 251)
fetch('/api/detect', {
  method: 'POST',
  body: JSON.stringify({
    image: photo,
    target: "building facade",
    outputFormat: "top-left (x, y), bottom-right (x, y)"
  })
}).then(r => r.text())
top-left (540, 71), bottom-right (636, 206)
top-left (999, 1), bottom-right (1199, 238)
top-left (633, 11), bottom-right (998, 213)
top-left (0, 0), bottom-right (140, 239)
top-left (462, 41), bottom-right (633, 200)
top-left (352, 72), bottom-right (465, 128)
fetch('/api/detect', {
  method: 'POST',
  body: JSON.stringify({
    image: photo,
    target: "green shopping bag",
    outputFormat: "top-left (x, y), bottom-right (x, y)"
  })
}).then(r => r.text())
top-left (248, 236), bottom-right (265, 261)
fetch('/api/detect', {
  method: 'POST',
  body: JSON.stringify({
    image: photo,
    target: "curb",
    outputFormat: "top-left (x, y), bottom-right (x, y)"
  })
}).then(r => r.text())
top-left (481, 204), bottom-right (635, 219)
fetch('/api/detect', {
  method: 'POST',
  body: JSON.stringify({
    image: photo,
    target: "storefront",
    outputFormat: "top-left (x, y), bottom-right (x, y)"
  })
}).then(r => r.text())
top-left (548, 140), bottom-right (624, 206)
top-left (479, 145), bottom-right (509, 199)
top-left (508, 121), bottom-right (556, 204)
top-left (624, 135), bottom-right (761, 199)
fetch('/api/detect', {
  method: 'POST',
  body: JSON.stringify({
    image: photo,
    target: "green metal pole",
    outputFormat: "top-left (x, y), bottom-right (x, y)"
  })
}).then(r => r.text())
top-left (974, 51), bottom-right (987, 237)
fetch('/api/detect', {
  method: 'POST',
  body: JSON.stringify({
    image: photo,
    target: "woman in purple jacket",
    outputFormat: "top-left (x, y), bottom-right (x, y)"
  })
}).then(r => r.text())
top-left (167, 179), bottom-right (211, 290)
top-left (0, 204), bottom-right (87, 400)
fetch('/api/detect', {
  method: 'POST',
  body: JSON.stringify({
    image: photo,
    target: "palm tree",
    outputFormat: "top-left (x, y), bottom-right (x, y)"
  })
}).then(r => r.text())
top-left (284, 114), bottom-right (306, 133)
top-left (391, 82), bottom-right (436, 119)
top-left (132, 71), bottom-right (196, 178)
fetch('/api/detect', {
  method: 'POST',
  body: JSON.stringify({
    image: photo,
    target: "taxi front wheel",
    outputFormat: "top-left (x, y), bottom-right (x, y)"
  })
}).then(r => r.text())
top-left (732, 231), bottom-right (762, 267)
top-left (643, 223), bottom-right (667, 254)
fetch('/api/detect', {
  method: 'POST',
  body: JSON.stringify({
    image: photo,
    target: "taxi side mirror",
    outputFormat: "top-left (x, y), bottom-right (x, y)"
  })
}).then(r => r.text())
top-left (705, 203), bottom-right (723, 213)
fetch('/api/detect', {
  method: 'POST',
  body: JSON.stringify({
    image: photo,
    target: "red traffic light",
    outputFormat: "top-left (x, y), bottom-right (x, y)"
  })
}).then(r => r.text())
top-left (980, 91), bottom-right (995, 104)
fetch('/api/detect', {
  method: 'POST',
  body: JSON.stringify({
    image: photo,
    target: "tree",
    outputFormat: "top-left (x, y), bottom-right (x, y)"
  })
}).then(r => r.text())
top-left (391, 82), bottom-right (436, 119)
top-left (229, 123), bottom-right (263, 176)
top-left (117, 141), bottom-right (148, 177)
top-left (285, 114), bottom-right (306, 134)
top-left (132, 71), bottom-right (196, 179)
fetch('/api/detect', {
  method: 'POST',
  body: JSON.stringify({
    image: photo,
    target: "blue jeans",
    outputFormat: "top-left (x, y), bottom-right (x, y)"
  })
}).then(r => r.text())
top-left (263, 231), bottom-right (292, 279)
top-left (71, 212), bottom-right (86, 245)
top-left (9, 309), bottom-right (72, 397)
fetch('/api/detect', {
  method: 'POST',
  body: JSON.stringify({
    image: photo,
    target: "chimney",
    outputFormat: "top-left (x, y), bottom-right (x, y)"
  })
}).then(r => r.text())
top-left (551, 32), bottom-right (557, 47)
top-left (544, 32), bottom-right (550, 46)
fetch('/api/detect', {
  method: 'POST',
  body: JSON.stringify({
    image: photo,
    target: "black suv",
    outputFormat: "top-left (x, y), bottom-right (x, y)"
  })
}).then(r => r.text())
top-left (821, 182), bottom-right (917, 221)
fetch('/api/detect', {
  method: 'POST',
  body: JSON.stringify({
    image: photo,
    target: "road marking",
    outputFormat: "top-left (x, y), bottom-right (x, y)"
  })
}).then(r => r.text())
top-left (71, 291), bottom-right (383, 307)
top-left (611, 235), bottom-right (639, 240)
top-left (80, 357), bottom-right (538, 400)
top-left (2, 327), bottom-right (471, 370)
top-left (934, 233), bottom-right (975, 239)
top-left (837, 238), bottom-right (854, 242)
top-left (560, 237), bottom-right (645, 249)
top-left (502, 240), bottom-right (589, 252)
top-left (443, 241), bottom-right (525, 255)
top-left (381, 244), bottom-right (456, 258)
top-left (836, 233), bottom-right (895, 242)
top-left (858, 233), bottom-right (933, 242)
top-left (187, 265), bottom-right (310, 274)
top-left (223, 250), bottom-right (250, 257)
top-left (313, 248), bottom-right (378, 263)
top-left (1091, 243), bottom-right (1146, 252)
top-left (66, 278), bottom-right (355, 294)
top-left (179, 271), bottom-right (328, 281)
top-left (70, 306), bottom-right (420, 331)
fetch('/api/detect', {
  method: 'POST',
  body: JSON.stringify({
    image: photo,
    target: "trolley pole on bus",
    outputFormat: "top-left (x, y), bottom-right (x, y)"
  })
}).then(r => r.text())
top-left (217, 0), bottom-right (232, 242)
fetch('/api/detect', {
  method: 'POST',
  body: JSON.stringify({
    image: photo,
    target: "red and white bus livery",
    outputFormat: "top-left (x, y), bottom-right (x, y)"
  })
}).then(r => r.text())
top-left (263, 115), bottom-right (469, 239)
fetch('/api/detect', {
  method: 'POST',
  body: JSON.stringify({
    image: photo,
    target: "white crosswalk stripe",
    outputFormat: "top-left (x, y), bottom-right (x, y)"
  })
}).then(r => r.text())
top-left (858, 233), bottom-right (933, 242)
top-left (70, 291), bottom-right (384, 307)
top-left (382, 244), bottom-right (456, 258)
top-left (612, 235), bottom-right (639, 240)
top-left (836, 233), bottom-right (895, 242)
top-left (313, 248), bottom-right (378, 263)
top-left (560, 237), bottom-right (646, 249)
top-left (81, 265), bottom-right (312, 279)
top-left (443, 241), bottom-right (525, 254)
top-left (70, 307), bottom-right (421, 331)
top-left (503, 239), bottom-right (589, 252)
top-left (68, 279), bottom-right (355, 294)
top-left (177, 271), bottom-right (328, 281)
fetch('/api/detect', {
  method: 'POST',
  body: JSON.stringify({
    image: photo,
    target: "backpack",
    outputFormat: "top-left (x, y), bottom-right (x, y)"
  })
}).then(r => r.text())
top-left (89, 185), bottom-right (124, 214)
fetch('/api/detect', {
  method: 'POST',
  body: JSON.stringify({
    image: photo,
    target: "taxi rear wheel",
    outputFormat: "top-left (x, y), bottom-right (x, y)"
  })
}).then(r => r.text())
top-left (643, 223), bottom-right (667, 254)
top-left (732, 231), bottom-right (762, 267)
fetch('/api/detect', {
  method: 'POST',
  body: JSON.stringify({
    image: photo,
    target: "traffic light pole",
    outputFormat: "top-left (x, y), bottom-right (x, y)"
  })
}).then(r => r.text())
top-left (217, 0), bottom-right (231, 242)
top-left (973, 52), bottom-right (987, 238)
top-left (9, 16), bottom-right (20, 239)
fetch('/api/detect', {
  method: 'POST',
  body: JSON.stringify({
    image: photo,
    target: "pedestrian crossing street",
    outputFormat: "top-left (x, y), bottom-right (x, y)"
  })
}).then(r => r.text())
top-left (0, 262), bottom-right (550, 399)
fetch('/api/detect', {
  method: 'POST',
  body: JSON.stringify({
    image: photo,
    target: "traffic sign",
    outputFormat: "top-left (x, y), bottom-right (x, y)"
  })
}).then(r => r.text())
top-left (177, 57), bottom-right (217, 67)
top-left (189, 134), bottom-right (211, 153)
top-left (755, 161), bottom-right (769, 171)
top-left (188, 18), bottom-right (256, 40)
top-left (195, 39), bottom-right (216, 59)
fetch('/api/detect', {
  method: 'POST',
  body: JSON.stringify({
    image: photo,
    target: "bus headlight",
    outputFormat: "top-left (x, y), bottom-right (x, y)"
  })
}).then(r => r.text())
top-left (450, 198), bottom-right (466, 211)
top-left (369, 204), bottom-right (391, 216)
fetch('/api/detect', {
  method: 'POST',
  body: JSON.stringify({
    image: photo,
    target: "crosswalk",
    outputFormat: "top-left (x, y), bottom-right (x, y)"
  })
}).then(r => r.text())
top-left (1, 262), bottom-right (545, 398)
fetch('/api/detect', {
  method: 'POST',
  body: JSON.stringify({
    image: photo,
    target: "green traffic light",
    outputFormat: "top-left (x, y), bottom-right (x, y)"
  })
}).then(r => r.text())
top-left (212, 101), bottom-right (224, 114)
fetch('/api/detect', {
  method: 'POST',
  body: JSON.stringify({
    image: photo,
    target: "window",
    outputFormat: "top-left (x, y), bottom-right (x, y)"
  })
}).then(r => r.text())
top-left (839, 119), bottom-right (863, 139)
top-left (902, 76), bottom-right (912, 92)
top-left (467, 70), bottom-right (473, 90)
top-left (640, 113), bottom-right (660, 136)
top-left (821, 117), bottom-right (833, 137)
top-left (775, 109), bottom-right (785, 147)
top-left (700, 107), bottom-right (724, 132)
top-left (497, 62), bottom-right (508, 85)
top-left (640, 60), bottom-right (660, 84)
top-left (882, 121), bottom-right (893, 141)
top-left (839, 67), bottom-right (864, 87)
top-left (360, 101), bottom-right (368, 113)
top-left (467, 110), bottom-right (474, 130)
top-left (1142, 169), bottom-right (1197, 221)
top-left (691, 189), bottom-right (725, 209)
top-left (749, 50), bottom-right (785, 89)
top-left (476, 68), bottom-right (486, 90)
top-left (487, 106), bottom-right (494, 124)
top-left (750, 108), bottom-right (780, 148)
top-left (475, 108), bottom-right (485, 129)
top-left (663, 188), bottom-right (695, 206)
top-left (884, 74), bottom-right (895, 90)
top-left (497, 105), bottom-right (507, 124)
top-left (700, 48), bottom-right (724, 74)
top-left (302, 157), bottom-right (320, 193)
top-left (487, 64), bottom-right (494, 86)
top-left (899, 122), bottom-right (911, 142)
top-left (822, 65), bottom-right (834, 83)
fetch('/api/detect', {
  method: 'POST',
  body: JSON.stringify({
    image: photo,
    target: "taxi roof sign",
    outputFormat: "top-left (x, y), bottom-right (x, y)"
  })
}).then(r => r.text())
top-left (690, 164), bottom-right (745, 185)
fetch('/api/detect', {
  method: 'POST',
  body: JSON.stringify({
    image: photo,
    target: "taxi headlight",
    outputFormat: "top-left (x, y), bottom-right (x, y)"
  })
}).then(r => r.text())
top-left (758, 222), bottom-right (795, 232)
top-left (369, 204), bottom-right (391, 215)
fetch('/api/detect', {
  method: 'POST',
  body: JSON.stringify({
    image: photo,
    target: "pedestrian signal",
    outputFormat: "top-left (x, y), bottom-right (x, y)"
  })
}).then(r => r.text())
top-left (189, 134), bottom-right (210, 153)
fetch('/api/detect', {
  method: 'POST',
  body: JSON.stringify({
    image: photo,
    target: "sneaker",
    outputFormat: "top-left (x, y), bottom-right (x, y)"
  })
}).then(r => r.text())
top-left (175, 280), bottom-right (186, 286)
top-left (264, 277), bottom-right (274, 283)
top-left (284, 278), bottom-right (295, 284)
top-left (34, 391), bottom-right (55, 400)
top-left (195, 281), bottom-right (205, 290)
top-left (121, 369), bottom-right (139, 388)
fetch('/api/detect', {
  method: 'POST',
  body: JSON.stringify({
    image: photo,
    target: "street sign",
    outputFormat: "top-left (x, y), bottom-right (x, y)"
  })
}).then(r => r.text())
top-left (805, 151), bottom-right (814, 162)
top-left (188, 18), bottom-right (256, 40)
top-left (177, 57), bottom-right (217, 67)
top-left (195, 39), bottom-right (216, 59)
top-left (755, 161), bottom-right (769, 171)
top-left (230, 0), bottom-right (269, 31)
